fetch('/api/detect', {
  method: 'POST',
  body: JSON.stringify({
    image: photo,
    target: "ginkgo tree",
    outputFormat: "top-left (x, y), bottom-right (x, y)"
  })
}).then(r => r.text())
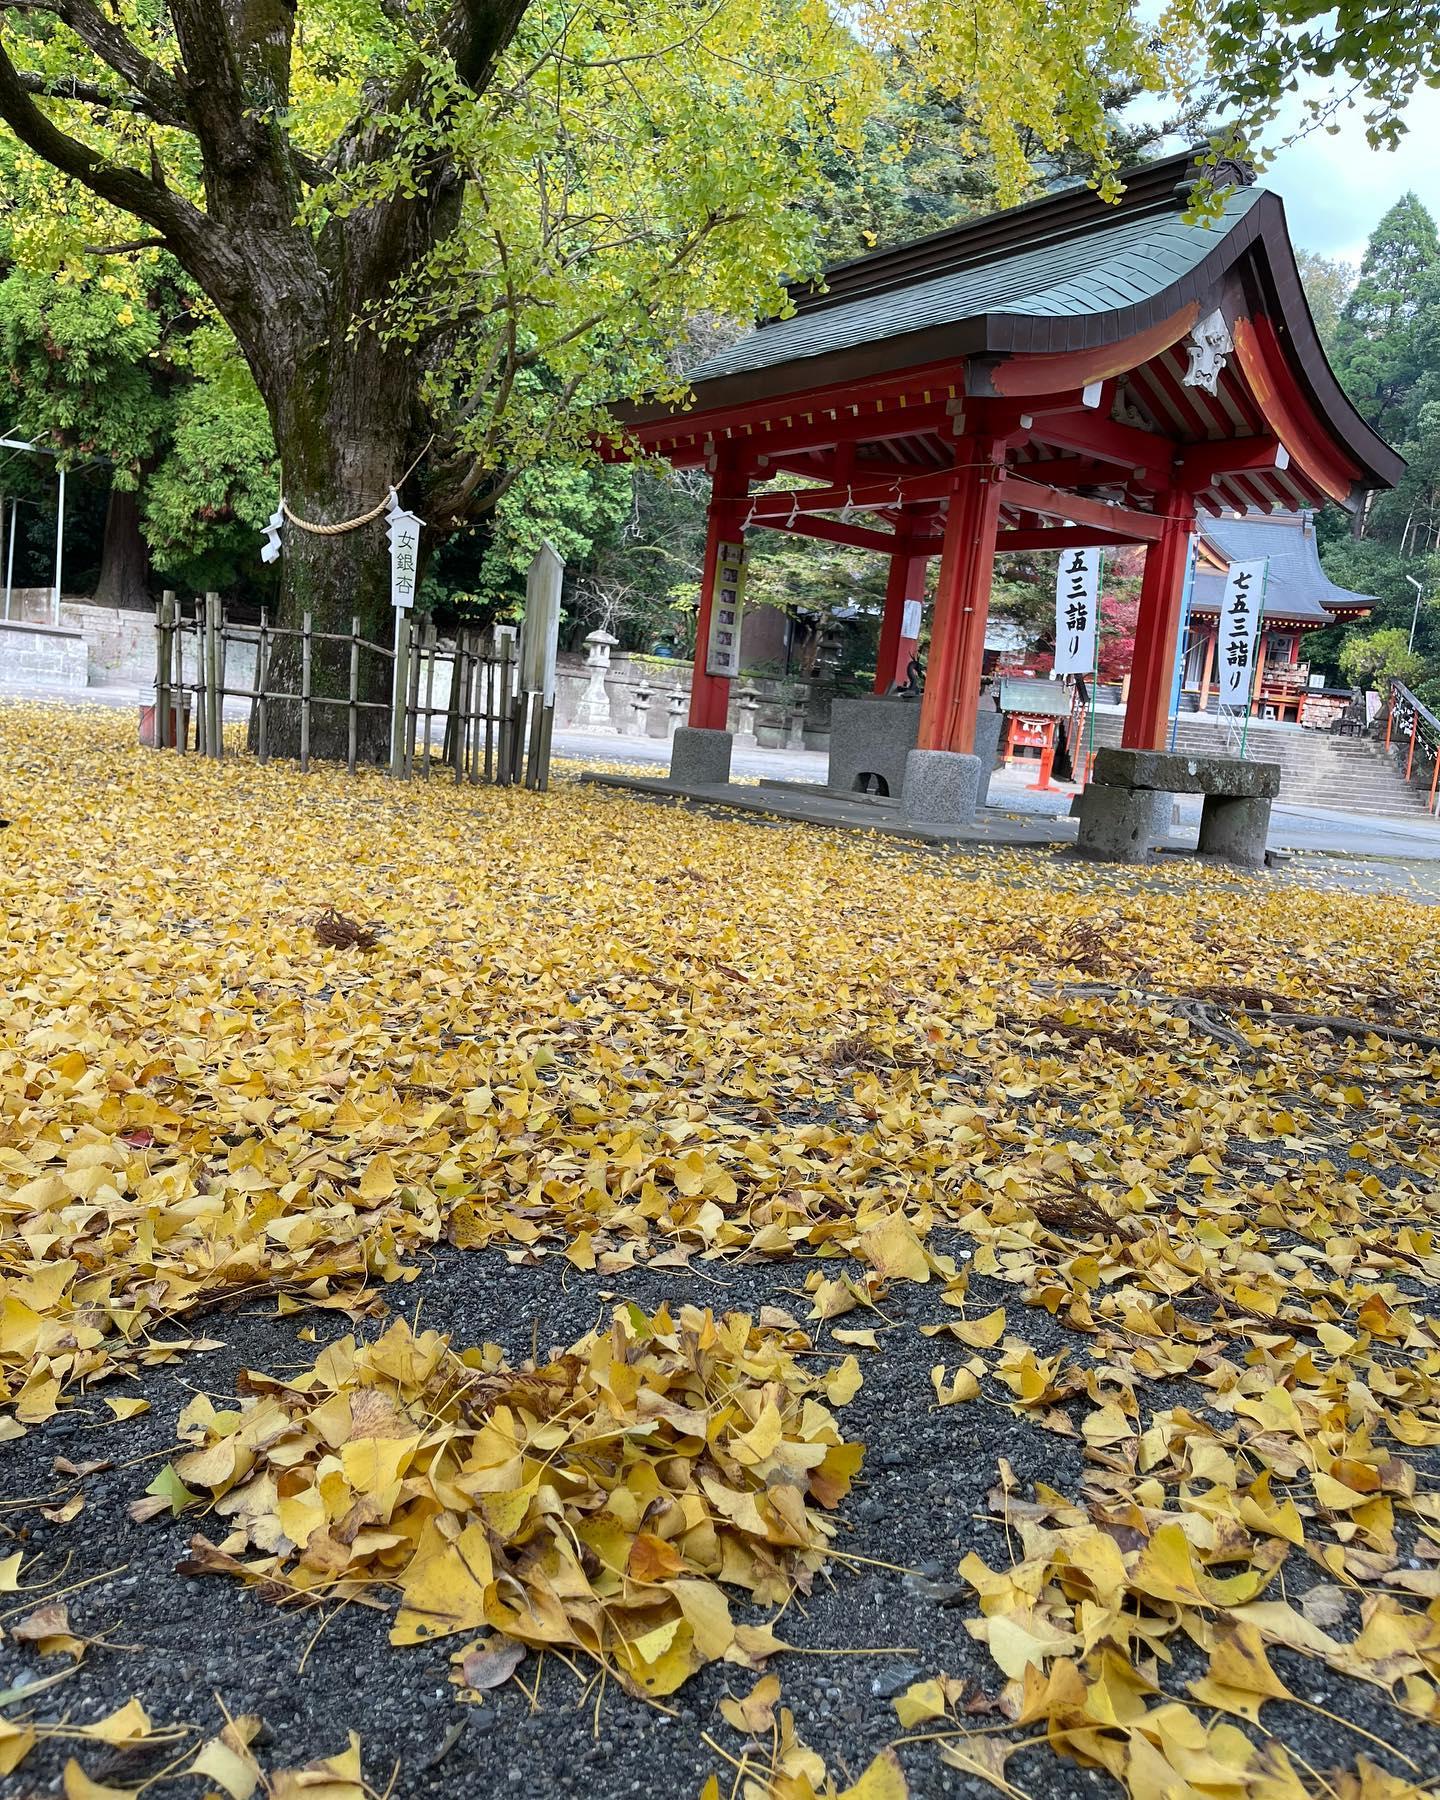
top-left (0, 0), bottom-right (1179, 755)
top-left (0, 0), bottom-right (1429, 757)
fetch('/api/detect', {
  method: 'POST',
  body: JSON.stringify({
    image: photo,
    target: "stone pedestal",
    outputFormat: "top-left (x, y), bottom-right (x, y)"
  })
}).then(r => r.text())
top-left (1072, 785), bottom-right (1161, 863)
top-left (973, 707), bottom-right (1003, 809)
top-left (828, 696), bottom-right (921, 797)
top-left (901, 749), bottom-right (981, 826)
top-left (1196, 796), bottom-right (1272, 869)
top-left (664, 690), bottom-right (687, 737)
top-left (670, 726), bottom-right (733, 786)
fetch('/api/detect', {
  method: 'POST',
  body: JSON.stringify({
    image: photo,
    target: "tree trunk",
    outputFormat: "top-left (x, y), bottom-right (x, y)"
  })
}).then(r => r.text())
top-left (92, 486), bottom-right (152, 610)
top-left (251, 336), bottom-right (425, 765)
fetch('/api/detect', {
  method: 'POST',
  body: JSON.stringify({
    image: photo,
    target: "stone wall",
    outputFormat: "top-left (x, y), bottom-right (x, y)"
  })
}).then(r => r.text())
top-left (0, 618), bottom-right (88, 689)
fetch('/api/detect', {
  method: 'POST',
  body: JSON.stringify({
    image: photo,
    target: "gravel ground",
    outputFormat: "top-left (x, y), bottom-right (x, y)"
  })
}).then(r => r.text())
top-left (3, 1240), bottom-right (1433, 1800)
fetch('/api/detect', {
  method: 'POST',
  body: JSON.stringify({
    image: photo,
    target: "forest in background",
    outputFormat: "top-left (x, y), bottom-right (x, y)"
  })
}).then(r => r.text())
top-left (1, 65), bottom-right (1437, 705)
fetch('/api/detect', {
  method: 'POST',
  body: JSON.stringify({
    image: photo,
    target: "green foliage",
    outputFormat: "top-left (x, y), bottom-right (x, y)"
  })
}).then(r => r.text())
top-left (1193, 1), bottom-right (1440, 159)
top-left (1332, 195), bottom-right (1440, 437)
top-left (142, 372), bottom-right (278, 592)
top-left (1294, 250), bottom-right (1354, 355)
top-left (1338, 625), bottom-right (1425, 690)
top-left (0, 267), bottom-right (172, 487)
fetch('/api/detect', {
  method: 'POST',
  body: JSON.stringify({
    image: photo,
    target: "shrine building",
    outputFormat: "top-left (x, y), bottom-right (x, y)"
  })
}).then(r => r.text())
top-left (1181, 511), bottom-right (1373, 722)
top-left (610, 149), bottom-right (1404, 822)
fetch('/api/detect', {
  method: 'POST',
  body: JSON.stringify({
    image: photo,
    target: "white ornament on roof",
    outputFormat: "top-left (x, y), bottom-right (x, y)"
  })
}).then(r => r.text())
top-left (1183, 309), bottom-right (1234, 395)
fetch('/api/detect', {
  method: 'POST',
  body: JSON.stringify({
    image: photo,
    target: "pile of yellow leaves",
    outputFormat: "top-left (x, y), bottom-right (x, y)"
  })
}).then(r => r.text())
top-left (158, 1305), bottom-right (860, 1698)
top-left (7, 707), bottom-right (1440, 1797)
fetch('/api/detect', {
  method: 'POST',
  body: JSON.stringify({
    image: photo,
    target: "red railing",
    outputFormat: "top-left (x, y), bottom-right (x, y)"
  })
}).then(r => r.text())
top-left (1382, 678), bottom-right (1440, 814)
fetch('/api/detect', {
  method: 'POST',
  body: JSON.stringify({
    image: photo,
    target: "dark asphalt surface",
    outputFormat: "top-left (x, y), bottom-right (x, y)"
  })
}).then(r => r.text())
top-left (3, 1241), bottom-right (1433, 1800)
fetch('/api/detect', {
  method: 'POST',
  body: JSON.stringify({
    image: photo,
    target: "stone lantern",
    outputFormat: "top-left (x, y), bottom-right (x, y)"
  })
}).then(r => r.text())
top-left (734, 683), bottom-right (761, 747)
top-left (576, 628), bottom-right (619, 730)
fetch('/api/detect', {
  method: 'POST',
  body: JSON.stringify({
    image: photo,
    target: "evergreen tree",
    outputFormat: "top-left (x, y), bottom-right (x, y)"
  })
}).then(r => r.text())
top-left (1331, 194), bottom-right (1440, 439)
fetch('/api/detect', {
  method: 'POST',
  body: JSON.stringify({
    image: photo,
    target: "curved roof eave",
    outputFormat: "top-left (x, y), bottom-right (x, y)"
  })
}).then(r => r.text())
top-left (622, 190), bottom-right (1403, 498)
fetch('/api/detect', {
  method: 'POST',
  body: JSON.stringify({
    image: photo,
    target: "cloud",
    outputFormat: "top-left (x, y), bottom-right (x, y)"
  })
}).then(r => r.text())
top-left (1253, 90), bottom-right (1440, 264)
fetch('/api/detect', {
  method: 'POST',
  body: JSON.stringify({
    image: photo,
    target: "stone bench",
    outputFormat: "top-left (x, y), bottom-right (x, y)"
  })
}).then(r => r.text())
top-left (1074, 747), bottom-right (1281, 869)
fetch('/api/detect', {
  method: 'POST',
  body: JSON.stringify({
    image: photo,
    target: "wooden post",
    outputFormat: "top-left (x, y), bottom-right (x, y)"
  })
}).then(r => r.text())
top-left (525, 688), bottom-right (545, 788)
top-left (1197, 625), bottom-right (1216, 712)
top-left (403, 613), bottom-right (422, 779)
top-left (347, 614), bottom-right (360, 776)
top-left (388, 609), bottom-right (409, 779)
top-left (154, 591), bottom-right (172, 749)
top-left (917, 444), bottom-right (1005, 754)
top-left (421, 617), bottom-right (438, 777)
top-left (451, 634), bottom-right (467, 783)
top-left (874, 510), bottom-right (931, 694)
top-left (536, 703), bottom-right (555, 792)
top-left (496, 633), bottom-right (514, 785)
top-left (205, 592), bottom-right (222, 758)
top-left (1384, 684), bottom-right (1395, 750)
top-left (1122, 493), bottom-right (1196, 751)
top-left (174, 601), bottom-right (188, 754)
top-left (687, 448), bottom-right (748, 730)
top-left (256, 608), bottom-right (270, 764)
top-left (194, 598), bottom-right (207, 756)
top-left (248, 603), bottom-right (266, 758)
top-left (1406, 711), bottom-right (1419, 782)
top-left (300, 609), bottom-right (312, 774)
top-left (479, 637), bottom-right (492, 784)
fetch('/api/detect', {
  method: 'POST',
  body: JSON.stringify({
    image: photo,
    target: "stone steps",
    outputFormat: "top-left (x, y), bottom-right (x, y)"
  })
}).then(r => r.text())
top-left (1089, 711), bottom-right (1436, 820)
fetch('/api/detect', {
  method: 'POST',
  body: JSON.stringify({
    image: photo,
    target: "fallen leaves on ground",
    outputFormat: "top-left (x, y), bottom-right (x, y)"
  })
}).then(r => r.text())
top-left (155, 1304), bottom-right (858, 1697)
top-left (5, 706), bottom-right (1440, 1792)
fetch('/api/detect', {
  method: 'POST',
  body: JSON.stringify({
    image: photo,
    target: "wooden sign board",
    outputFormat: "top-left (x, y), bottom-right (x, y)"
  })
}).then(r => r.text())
top-left (705, 540), bottom-right (747, 678)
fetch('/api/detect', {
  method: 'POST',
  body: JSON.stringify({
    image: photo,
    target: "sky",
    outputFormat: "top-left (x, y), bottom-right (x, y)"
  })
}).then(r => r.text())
top-left (1259, 91), bottom-right (1440, 265)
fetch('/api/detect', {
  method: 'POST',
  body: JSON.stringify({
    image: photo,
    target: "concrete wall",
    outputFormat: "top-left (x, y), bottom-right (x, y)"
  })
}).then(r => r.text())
top-left (0, 618), bottom-right (88, 689)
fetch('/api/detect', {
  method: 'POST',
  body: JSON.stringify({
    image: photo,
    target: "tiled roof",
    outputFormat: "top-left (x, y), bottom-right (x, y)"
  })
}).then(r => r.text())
top-left (687, 189), bottom-right (1261, 384)
top-left (1190, 512), bottom-right (1374, 627)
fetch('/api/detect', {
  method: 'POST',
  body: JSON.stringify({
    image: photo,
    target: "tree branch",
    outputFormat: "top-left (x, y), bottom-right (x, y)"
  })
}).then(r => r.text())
top-left (13, 67), bottom-right (186, 129)
top-left (83, 234), bottom-right (169, 255)
top-left (0, 0), bottom-right (186, 120)
top-left (0, 37), bottom-right (211, 256)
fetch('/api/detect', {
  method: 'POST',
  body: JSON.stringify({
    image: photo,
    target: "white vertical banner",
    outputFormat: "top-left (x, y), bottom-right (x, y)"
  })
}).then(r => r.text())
top-left (1054, 547), bottom-right (1101, 676)
top-left (705, 539), bottom-right (747, 677)
top-left (1217, 559), bottom-right (1268, 710)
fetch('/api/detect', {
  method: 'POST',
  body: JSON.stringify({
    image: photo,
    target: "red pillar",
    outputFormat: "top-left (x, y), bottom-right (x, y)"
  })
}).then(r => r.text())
top-left (688, 449), bottom-right (749, 730)
top-left (873, 509), bottom-right (932, 694)
top-left (1121, 491), bottom-right (1196, 751)
top-left (917, 444), bottom-right (1005, 754)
